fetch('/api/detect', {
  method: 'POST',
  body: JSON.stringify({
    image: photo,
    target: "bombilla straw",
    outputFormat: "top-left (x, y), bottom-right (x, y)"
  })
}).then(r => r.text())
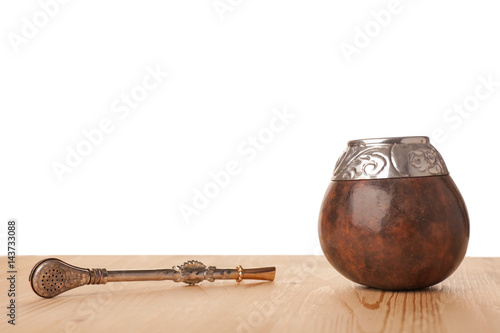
top-left (29, 258), bottom-right (276, 298)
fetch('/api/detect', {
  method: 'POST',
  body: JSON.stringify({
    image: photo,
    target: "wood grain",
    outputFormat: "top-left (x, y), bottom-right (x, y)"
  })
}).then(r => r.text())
top-left (1, 256), bottom-right (499, 333)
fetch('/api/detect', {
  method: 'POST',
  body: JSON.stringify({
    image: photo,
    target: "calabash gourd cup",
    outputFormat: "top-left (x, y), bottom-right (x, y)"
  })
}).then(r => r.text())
top-left (319, 136), bottom-right (469, 290)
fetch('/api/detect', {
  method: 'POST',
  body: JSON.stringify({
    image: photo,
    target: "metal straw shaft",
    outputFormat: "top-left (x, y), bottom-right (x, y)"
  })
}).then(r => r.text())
top-left (106, 267), bottom-right (275, 283)
top-left (107, 269), bottom-right (176, 282)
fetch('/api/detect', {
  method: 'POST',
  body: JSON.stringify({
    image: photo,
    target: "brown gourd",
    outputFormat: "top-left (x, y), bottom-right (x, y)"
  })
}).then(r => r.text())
top-left (319, 137), bottom-right (469, 290)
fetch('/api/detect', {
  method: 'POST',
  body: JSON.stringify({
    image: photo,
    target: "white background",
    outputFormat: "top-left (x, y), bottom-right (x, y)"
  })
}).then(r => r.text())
top-left (0, 0), bottom-right (499, 256)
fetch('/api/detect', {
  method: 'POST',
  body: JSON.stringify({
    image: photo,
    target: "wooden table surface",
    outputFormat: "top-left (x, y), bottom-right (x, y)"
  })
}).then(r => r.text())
top-left (2, 256), bottom-right (499, 333)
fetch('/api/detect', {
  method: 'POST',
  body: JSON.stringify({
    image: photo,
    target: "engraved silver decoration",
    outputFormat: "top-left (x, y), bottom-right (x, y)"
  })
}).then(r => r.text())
top-left (332, 136), bottom-right (448, 180)
top-left (173, 260), bottom-right (210, 285)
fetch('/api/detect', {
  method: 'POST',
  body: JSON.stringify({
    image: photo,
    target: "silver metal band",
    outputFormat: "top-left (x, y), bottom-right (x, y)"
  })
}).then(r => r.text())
top-left (332, 136), bottom-right (449, 181)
